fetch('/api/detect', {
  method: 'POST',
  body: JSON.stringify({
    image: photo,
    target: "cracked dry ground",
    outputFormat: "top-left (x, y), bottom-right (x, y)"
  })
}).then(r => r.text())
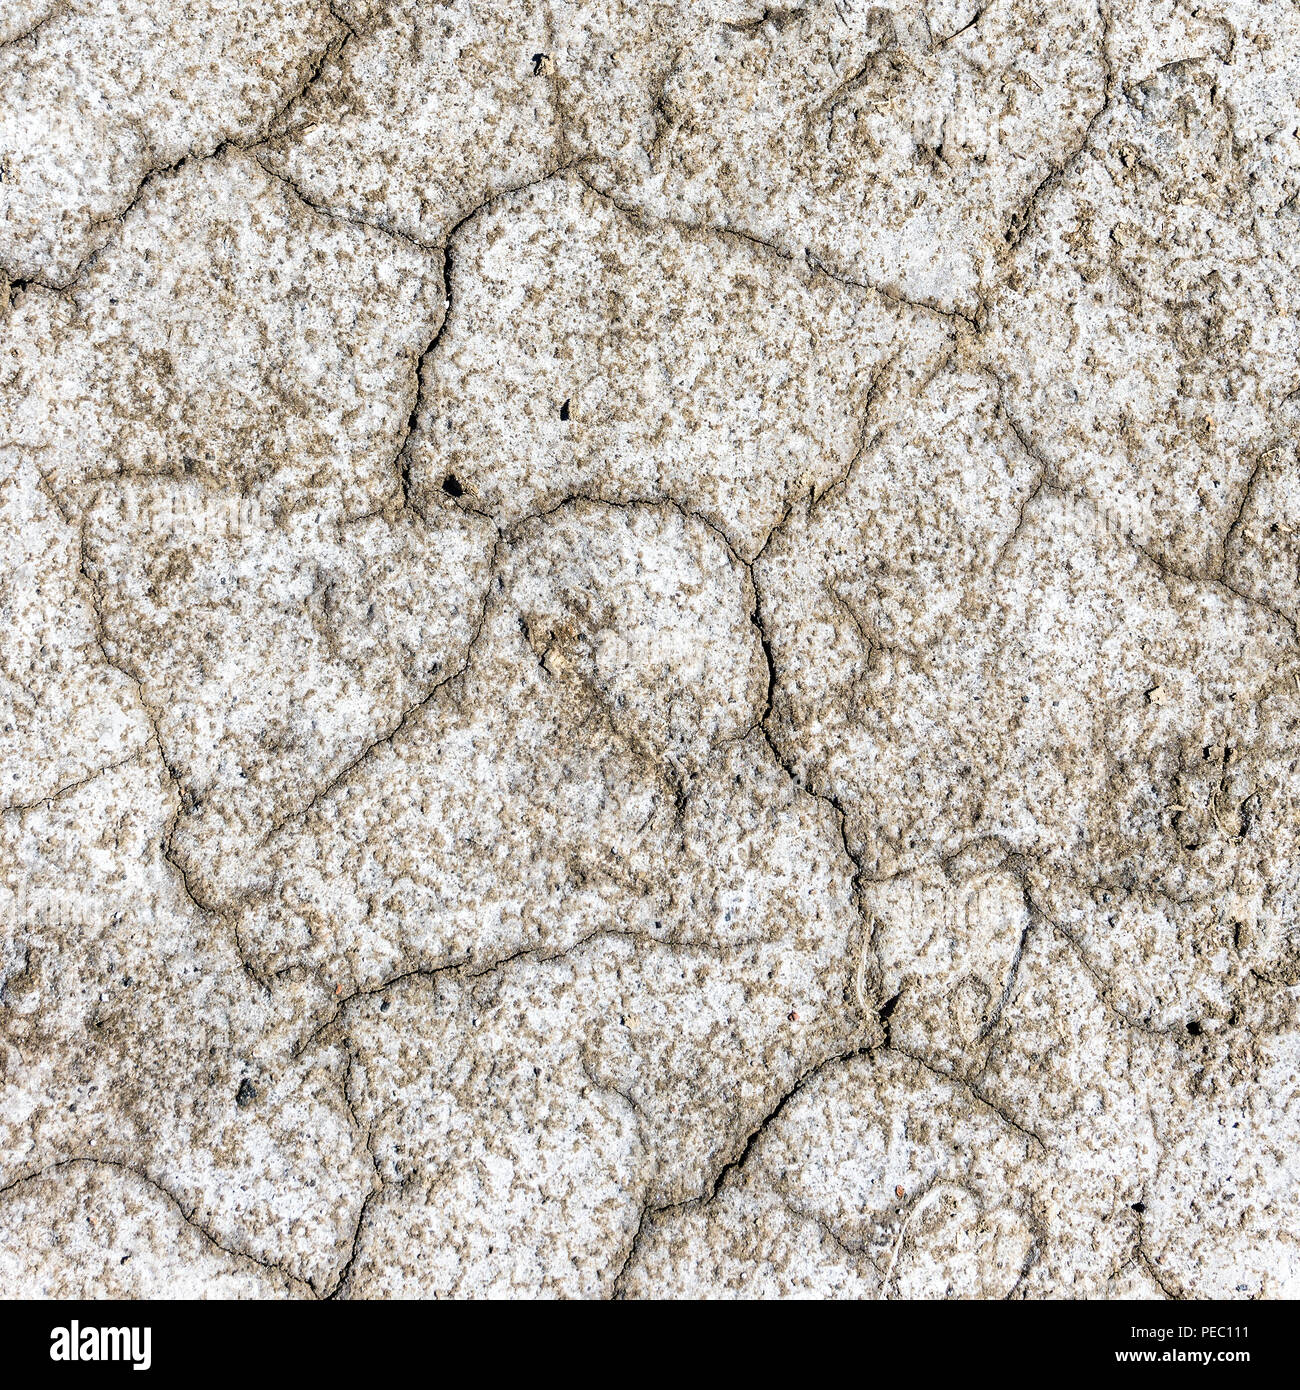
top-left (1, 0), bottom-right (1299, 1303)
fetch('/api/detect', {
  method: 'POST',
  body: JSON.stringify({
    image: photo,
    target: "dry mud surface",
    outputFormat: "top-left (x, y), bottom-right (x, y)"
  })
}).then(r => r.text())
top-left (2, 0), bottom-right (1299, 1300)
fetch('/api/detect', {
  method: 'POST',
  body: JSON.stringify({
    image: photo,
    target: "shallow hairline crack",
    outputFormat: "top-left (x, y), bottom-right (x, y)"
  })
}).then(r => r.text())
top-left (248, 152), bottom-right (586, 265)
top-left (891, 1044), bottom-right (1048, 1152)
top-left (565, 164), bottom-right (975, 328)
top-left (0, 10), bottom-right (356, 294)
top-left (291, 920), bottom-right (789, 1063)
top-left (254, 532), bottom-right (503, 844)
top-left (990, 373), bottom-right (1300, 643)
top-left (779, 1193), bottom-right (888, 1277)
top-left (0, 2), bottom-right (62, 53)
top-left (9, 103), bottom-right (966, 333)
top-left (323, 1044), bottom-right (385, 1300)
top-left (605, 1032), bottom-right (1046, 1296)
top-left (0, 1156), bottom-right (316, 1297)
top-left (744, 555), bottom-right (884, 1022)
top-left (606, 1039), bottom-right (876, 1299)
top-left (253, 491), bottom-right (767, 850)
top-left (0, 746), bottom-right (146, 817)
top-left (1137, 1243), bottom-right (1185, 1300)
top-left (75, 511), bottom-right (269, 982)
top-left (325, 1182), bottom-right (381, 1300)
top-left (1000, 0), bottom-right (1117, 257)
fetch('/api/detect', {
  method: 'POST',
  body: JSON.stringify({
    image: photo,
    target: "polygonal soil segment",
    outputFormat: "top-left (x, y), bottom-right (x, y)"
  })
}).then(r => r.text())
top-left (4, 149), bottom-right (445, 519)
top-left (402, 174), bottom-right (952, 558)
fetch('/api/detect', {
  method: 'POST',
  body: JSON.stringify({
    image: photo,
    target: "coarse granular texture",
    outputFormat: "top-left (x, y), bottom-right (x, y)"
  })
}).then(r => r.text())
top-left (1, 0), bottom-right (1299, 1300)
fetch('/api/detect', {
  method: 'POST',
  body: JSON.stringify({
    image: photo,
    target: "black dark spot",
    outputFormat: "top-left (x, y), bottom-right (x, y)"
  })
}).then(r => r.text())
top-left (878, 991), bottom-right (901, 1047)
top-left (559, 398), bottom-right (570, 421)
top-left (1131, 1201), bottom-right (1146, 1213)
top-left (235, 1078), bottom-right (257, 1109)
top-left (441, 473), bottom-right (464, 497)
top-left (1186, 1020), bottom-right (1205, 1037)
top-left (531, 52), bottom-right (547, 76)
